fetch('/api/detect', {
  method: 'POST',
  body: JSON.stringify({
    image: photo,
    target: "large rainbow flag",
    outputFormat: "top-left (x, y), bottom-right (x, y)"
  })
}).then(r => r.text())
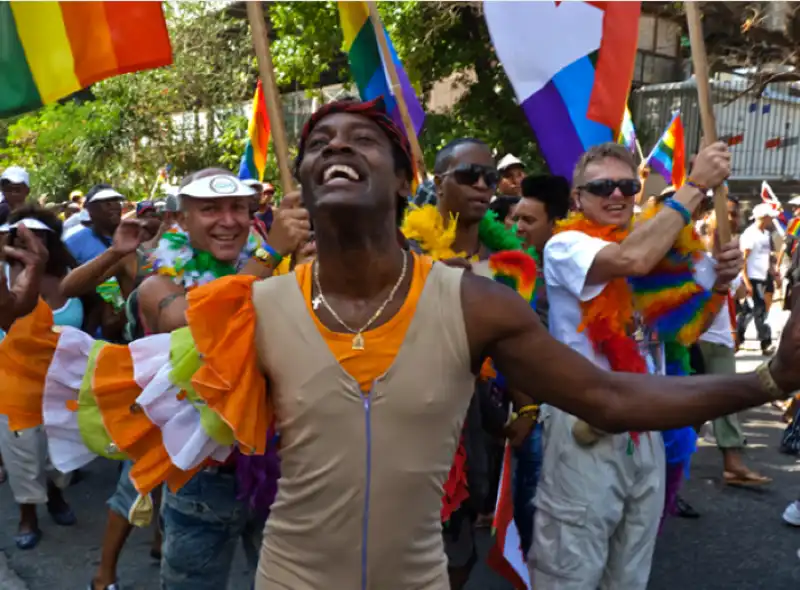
top-left (238, 81), bottom-right (271, 182)
top-left (646, 112), bottom-right (686, 188)
top-left (337, 1), bottom-right (424, 136)
top-left (484, 1), bottom-right (640, 180)
top-left (0, 1), bottom-right (172, 118)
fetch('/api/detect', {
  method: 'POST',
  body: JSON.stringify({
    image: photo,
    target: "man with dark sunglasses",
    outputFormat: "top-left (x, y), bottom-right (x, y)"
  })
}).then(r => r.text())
top-left (531, 141), bottom-right (737, 590)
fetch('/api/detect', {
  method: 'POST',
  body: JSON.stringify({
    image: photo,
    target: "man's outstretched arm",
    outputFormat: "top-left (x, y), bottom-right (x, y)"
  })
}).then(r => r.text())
top-left (462, 272), bottom-right (794, 433)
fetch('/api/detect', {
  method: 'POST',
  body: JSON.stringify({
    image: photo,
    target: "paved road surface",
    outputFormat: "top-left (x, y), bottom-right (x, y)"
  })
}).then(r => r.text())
top-left (1, 311), bottom-right (798, 589)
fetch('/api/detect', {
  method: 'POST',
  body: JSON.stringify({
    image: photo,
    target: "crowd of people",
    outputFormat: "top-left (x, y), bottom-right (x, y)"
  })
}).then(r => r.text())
top-left (0, 97), bottom-right (798, 590)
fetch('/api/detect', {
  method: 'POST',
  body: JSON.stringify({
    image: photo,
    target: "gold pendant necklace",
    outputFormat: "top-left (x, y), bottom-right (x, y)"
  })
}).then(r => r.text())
top-left (312, 252), bottom-right (409, 351)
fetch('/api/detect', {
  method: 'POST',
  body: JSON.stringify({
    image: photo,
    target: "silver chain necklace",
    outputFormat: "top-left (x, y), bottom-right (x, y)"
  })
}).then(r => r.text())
top-left (311, 251), bottom-right (409, 351)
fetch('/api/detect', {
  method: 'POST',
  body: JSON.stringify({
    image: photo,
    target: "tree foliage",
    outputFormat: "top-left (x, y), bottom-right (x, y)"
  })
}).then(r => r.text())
top-left (269, 1), bottom-right (546, 174)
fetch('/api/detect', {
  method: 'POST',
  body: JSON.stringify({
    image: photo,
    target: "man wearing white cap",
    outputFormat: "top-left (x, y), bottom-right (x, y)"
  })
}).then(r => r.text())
top-left (737, 202), bottom-right (779, 355)
top-left (64, 184), bottom-right (124, 265)
top-left (0, 166), bottom-right (31, 225)
top-left (497, 153), bottom-right (525, 198)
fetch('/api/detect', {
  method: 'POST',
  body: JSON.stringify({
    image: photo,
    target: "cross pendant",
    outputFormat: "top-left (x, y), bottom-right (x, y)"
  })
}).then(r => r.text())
top-left (312, 295), bottom-right (323, 310)
top-left (352, 333), bottom-right (365, 351)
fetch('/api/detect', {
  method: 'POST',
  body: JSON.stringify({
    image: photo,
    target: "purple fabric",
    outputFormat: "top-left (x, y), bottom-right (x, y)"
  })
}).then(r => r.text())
top-left (391, 65), bottom-right (425, 136)
top-left (660, 462), bottom-right (685, 531)
top-left (521, 83), bottom-right (586, 181)
top-left (235, 432), bottom-right (280, 519)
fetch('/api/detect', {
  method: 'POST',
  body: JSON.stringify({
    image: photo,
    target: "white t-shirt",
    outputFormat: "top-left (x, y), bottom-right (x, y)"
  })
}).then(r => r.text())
top-left (544, 231), bottom-right (664, 375)
top-left (697, 258), bottom-right (741, 349)
top-left (740, 223), bottom-right (772, 281)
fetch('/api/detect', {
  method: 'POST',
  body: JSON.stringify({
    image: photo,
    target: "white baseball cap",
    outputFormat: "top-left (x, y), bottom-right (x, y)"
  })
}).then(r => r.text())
top-left (497, 154), bottom-right (524, 173)
top-left (179, 174), bottom-right (257, 199)
top-left (86, 188), bottom-right (124, 203)
top-left (752, 203), bottom-right (779, 219)
top-left (7, 218), bottom-right (54, 232)
top-left (1, 166), bottom-right (30, 186)
top-left (788, 195), bottom-right (800, 206)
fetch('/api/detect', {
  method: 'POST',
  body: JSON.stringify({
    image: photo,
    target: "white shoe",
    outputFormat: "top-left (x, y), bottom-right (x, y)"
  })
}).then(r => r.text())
top-left (782, 501), bottom-right (800, 526)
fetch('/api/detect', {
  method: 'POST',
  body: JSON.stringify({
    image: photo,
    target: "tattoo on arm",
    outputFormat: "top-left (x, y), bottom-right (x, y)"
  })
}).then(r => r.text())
top-left (156, 293), bottom-right (182, 319)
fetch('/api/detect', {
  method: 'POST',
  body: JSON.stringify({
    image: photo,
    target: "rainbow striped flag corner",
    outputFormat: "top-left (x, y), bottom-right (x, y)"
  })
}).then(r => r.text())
top-left (646, 111), bottom-right (686, 188)
top-left (786, 217), bottom-right (800, 239)
top-left (238, 81), bottom-right (271, 182)
top-left (485, 2), bottom-right (641, 180)
top-left (337, 1), bottom-right (424, 137)
top-left (0, 1), bottom-right (172, 118)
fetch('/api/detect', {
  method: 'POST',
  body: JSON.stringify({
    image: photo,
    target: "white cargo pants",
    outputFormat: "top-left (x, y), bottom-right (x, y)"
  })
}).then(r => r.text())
top-left (529, 407), bottom-right (665, 590)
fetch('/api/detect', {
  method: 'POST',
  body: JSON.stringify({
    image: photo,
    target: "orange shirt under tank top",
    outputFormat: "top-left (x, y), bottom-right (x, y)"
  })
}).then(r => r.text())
top-left (294, 252), bottom-right (433, 392)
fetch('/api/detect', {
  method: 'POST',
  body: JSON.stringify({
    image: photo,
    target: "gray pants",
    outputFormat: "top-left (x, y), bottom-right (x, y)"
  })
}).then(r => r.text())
top-left (0, 415), bottom-right (71, 504)
top-left (530, 407), bottom-right (665, 590)
top-left (698, 341), bottom-right (746, 449)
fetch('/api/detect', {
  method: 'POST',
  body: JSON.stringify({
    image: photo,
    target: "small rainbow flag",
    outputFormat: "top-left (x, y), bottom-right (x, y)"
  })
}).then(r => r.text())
top-left (0, 2), bottom-right (172, 117)
top-left (337, 1), bottom-right (424, 136)
top-left (646, 111), bottom-right (686, 188)
top-left (238, 81), bottom-right (271, 182)
top-left (618, 108), bottom-right (637, 153)
top-left (787, 217), bottom-right (800, 238)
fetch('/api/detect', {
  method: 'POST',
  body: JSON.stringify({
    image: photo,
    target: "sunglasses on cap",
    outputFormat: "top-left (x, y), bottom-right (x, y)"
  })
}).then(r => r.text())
top-left (578, 178), bottom-right (641, 198)
top-left (441, 164), bottom-right (499, 190)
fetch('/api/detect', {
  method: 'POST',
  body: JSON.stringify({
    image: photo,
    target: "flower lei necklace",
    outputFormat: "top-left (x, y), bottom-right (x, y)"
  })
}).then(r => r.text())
top-left (151, 226), bottom-right (262, 289)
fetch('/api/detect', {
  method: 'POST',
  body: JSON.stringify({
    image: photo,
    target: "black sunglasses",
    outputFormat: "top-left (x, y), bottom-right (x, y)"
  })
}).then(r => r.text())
top-left (441, 164), bottom-right (499, 189)
top-left (579, 178), bottom-right (641, 198)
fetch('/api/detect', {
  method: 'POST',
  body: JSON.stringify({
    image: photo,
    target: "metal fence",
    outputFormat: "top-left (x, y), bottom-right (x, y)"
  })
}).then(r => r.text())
top-left (631, 77), bottom-right (800, 180)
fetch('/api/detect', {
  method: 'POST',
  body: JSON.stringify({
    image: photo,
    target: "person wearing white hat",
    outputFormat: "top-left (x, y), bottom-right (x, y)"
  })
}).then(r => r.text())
top-left (78, 167), bottom-right (310, 590)
top-left (64, 184), bottom-right (125, 266)
top-left (737, 202), bottom-right (779, 355)
top-left (0, 204), bottom-right (81, 550)
top-left (497, 153), bottom-right (525, 197)
top-left (0, 166), bottom-right (31, 225)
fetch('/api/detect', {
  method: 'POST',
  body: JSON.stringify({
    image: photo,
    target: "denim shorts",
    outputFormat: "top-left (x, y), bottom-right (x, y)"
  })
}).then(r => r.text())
top-left (107, 460), bottom-right (138, 519)
top-left (160, 469), bottom-right (264, 590)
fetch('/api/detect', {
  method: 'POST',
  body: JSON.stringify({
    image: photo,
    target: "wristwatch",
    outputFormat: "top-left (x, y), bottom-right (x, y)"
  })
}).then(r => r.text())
top-left (756, 360), bottom-right (786, 401)
top-left (253, 244), bottom-right (282, 268)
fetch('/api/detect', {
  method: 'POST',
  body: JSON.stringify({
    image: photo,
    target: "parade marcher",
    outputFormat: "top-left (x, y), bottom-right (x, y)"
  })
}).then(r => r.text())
top-left (530, 142), bottom-right (738, 589)
top-left (0, 207), bottom-right (80, 549)
top-left (738, 203), bottom-right (779, 355)
top-left (3, 99), bottom-right (800, 590)
top-left (0, 166), bottom-right (31, 225)
top-left (700, 203), bottom-right (771, 487)
top-left (64, 185), bottom-right (124, 266)
top-left (403, 136), bottom-right (534, 588)
top-left (507, 174), bottom-right (570, 555)
top-left (497, 154), bottom-right (525, 198)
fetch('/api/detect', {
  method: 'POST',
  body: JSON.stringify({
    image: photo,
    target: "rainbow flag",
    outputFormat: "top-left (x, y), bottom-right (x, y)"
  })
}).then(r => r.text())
top-left (238, 81), bottom-right (271, 182)
top-left (618, 108), bottom-right (637, 153)
top-left (485, 2), bottom-right (640, 180)
top-left (786, 217), bottom-right (800, 238)
top-left (0, 2), bottom-right (172, 117)
top-left (646, 112), bottom-right (686, 188)
top-left (337, 1), bottom-right (424, 136)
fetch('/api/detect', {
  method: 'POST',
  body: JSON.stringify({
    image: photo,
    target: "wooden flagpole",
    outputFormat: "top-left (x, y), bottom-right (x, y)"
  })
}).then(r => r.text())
top-left (366, 1), bottom-right (427, 184)
top-left (246, 1), bottom-right (295, 193)
top-left (685, 2), bottom-right (731, 244)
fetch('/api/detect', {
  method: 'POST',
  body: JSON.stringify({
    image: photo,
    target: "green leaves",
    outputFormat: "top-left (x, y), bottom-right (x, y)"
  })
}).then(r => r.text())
top-left (1, 0), bottom-right (548, 203)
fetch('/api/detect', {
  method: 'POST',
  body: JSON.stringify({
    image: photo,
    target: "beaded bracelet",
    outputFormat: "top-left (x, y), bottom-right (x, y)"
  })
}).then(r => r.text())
top-left (263, 243), bottom-right (283, 263)
top-left (663, 197), bottom-right (692, 225)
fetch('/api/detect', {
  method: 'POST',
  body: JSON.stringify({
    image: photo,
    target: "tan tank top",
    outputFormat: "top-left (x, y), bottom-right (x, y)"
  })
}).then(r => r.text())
top-left (251, 262), bottom-right (475, 590)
